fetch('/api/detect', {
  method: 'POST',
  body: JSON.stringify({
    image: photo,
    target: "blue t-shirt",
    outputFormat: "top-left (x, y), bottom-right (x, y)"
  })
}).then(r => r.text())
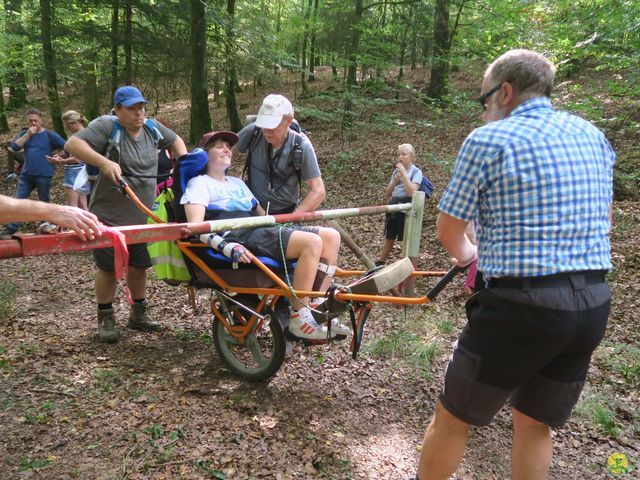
top-left (11, 129), bottom-right (66, 177)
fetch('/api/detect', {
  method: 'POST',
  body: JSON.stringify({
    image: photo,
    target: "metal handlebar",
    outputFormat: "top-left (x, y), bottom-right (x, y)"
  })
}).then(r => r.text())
top-left (426, 264), bottom-right (468, 301)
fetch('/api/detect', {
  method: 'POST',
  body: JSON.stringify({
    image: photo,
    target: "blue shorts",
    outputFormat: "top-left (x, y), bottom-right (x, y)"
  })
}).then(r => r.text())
top-left (63, 165), bottom-right (84, 188)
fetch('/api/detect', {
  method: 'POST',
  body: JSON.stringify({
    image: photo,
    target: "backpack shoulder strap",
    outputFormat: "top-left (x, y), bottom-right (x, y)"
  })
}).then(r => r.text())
top-left (104, 118), bottom-right (124, 160)
top-left (242, 124), bottom-right (262, 186)
top-left (290, 131), bottom-right (304, 190)
top-left (143, 118), bottom-right (164, 146)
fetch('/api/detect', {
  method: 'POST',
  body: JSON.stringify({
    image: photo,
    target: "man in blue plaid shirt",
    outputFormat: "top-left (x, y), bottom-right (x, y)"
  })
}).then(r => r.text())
top-left (416, 50), bottom-right (614, 480)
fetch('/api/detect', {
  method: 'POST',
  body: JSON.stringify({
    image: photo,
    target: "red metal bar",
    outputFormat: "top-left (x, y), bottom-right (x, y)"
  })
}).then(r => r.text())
top-left (0, 202), bottom-right (413, 260)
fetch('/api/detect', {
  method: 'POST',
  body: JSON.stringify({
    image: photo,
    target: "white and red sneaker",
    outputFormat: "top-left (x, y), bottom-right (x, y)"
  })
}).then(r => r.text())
top-left (309, 298), bottom-right (351, 338)
top-left (289, 306), bottom-right (336, 343)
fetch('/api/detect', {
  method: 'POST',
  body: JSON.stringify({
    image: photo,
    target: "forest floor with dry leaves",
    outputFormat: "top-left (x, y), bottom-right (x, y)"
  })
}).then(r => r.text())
top-left (1, 65), bottom-right (639, 479)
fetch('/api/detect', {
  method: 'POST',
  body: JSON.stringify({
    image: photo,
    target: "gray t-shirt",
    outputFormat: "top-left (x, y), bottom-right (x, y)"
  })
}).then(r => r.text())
top-left (391, 164), bottom-right (423, 198)
top-left (236, 124), bottom-right (321, 213)
top-left (75, 115), bottom-right (177, 225)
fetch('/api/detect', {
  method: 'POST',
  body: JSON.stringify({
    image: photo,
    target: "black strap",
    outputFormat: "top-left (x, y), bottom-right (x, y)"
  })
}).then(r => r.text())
top-left (349, 306), bottom-right (359, 359)
top-left (244, 126), bottom-right (304, 195)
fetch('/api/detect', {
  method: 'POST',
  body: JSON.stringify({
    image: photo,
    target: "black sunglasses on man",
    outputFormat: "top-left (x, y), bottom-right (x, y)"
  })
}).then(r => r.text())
top-left (478, 83), bottom-right (503, 110)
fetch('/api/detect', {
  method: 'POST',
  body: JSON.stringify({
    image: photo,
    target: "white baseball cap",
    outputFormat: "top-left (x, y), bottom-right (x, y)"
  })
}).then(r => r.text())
top-left (254, 94), bottom-right (294, 129)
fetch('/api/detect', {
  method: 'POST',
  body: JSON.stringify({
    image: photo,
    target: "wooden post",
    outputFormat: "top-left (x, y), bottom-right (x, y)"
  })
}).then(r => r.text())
top-left (326, 219), bottom-right (375, 270)
top-left (401, 191), bottom-right (425, 296)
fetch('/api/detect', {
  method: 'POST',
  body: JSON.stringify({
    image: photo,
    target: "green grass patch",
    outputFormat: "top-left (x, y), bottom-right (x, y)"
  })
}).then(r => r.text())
top-left (363, 331), bottom-right (439, 379)
top-left (0, 280), bottom-right (17, 322)
top-left (600, 342), bottom-right (640, 386)
top-left (574, 386), bottom-right (621, 438)
top-left (20, 456), bottom-right (51, 471)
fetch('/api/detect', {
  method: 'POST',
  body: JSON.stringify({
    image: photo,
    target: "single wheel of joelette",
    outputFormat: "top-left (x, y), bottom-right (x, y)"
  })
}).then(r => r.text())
top-left (212, 301), bottom-right (286, 382)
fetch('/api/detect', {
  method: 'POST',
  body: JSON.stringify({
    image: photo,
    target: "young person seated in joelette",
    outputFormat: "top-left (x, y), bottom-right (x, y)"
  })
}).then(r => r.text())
top-left (181, 131), bottom-right (349, 343)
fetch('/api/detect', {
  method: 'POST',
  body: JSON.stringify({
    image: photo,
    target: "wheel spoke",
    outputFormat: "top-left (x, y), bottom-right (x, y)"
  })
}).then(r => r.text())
top-left (220, 330), bottom-right (241, 346)
top-left (245, 333), bottom-right (269, 368)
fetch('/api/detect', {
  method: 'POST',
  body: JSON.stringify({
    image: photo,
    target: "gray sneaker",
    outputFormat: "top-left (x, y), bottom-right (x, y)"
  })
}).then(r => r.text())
top-left (97, 308), bottom-right (119, 343)
top-left (3, 172), bottom-right (17, 182)
top-left (128, 300), bottom-right (161, 332)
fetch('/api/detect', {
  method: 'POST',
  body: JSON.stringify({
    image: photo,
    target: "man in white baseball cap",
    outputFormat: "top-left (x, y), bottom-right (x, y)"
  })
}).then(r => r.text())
top-left (234, 93), bottom-right (347, 342)
top-left (254, 94), bottom-right (294, 129)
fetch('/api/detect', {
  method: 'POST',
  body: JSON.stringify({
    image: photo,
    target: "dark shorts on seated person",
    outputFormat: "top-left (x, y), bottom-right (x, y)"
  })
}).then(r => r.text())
top-left (224, 226), bottom-right (293, 261)
top-left (439, 270), bottom-right (610, 428)
top-left (94, 243), bottom-right (151, 271)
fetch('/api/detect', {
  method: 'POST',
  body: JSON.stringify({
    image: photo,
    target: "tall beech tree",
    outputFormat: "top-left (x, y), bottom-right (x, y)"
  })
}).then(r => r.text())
top-left (39, 0), bottom-right (63, 135)
top-left (189, 0), bottom-right (212, 144)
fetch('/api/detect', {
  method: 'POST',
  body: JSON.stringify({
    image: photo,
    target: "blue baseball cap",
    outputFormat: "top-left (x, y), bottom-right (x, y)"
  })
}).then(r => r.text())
top-left (114, 86), bottom-right (147, 107)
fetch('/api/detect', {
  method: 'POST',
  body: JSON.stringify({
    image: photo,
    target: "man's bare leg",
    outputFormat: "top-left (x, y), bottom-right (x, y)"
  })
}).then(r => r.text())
top-left (511, 407), bottom-right (552, 480)
top-left (417, 400), bottom-right (470, 480)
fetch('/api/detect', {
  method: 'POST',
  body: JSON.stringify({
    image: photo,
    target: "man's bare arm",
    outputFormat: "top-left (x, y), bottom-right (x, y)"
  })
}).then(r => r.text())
top-left (296, 176), bottom-right (325, 212)
top-left (0, 194), bottom-right (102, 241)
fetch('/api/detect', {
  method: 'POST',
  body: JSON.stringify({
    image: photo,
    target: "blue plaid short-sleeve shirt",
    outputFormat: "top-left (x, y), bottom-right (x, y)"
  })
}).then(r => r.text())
top-left (438, 97), bottom-right (614, 278)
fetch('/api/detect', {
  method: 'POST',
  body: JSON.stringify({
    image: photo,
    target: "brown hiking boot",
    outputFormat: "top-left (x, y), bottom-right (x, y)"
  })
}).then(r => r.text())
top-left (97, 308), bottom-right (119, 343)
top-left (128, 300), bottom-right (161, 332)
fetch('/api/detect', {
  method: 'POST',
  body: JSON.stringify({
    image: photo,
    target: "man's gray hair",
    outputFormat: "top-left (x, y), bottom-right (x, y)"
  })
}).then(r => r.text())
top-left (485, 49), bottom-right (556, 99)
top-left (26, 108), bottom-right (42, 117)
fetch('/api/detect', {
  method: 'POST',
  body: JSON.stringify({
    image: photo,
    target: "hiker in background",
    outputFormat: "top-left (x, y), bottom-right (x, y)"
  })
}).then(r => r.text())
top-left (416, 49), bottom-right (613, 480)
top-left (47, 110), bottom-right (89, 210)
top-left (3, 143), bottom-right (24, 182)
top-left (0, 108), bottom-right (66, 237)
top-left (376, 143), bottom-right (424, 266)
top-left (233, 93), bottom-right (340, 294)
top-left (0, 194), bottom-right (102, 241)
top-left (65, 86), bottom-right (187, 344)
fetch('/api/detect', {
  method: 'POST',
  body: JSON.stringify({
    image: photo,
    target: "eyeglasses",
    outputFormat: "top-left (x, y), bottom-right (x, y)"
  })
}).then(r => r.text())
top-left (478, 83), bottom-right (502, 110)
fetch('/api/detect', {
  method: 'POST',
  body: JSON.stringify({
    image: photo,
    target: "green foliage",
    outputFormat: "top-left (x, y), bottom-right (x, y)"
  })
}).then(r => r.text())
top-left (20, 457), bottom-right (51, 471)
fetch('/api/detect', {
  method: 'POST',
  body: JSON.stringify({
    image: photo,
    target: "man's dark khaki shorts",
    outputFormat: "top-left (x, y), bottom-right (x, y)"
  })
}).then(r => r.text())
top-left (93, 243), bottom-right (151, 272)
top-left (439, 271), bottom-right (610, 428)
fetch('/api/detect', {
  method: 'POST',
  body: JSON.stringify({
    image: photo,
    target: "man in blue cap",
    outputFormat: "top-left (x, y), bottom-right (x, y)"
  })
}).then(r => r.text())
top-left (66, 86), bottom-right (187, 343)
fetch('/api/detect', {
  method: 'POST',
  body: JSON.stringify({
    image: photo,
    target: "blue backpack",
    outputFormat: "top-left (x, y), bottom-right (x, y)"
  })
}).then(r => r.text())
top-left (410, 169), bottom-right (434, 198)
top-left (418, 175), bottom-right (434, 198)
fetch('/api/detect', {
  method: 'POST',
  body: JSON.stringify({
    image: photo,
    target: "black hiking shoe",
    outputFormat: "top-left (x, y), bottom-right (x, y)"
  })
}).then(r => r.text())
top-left (97, 308), bottom-right (119, 343)
top-left (127, 300), bottom-right (161, 332)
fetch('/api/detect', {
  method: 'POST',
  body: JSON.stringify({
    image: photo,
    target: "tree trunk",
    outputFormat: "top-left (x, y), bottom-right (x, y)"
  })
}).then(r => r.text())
top-left (39, 0), bottom-right (64, 136)
top-left (225, 0), bottom-right (242, 132)
top-left (111, 0), bottom-right (119, 98)
top-left (124, 0), bottom-right (133, 85)
top-left (0, 77), bottom-right (9, 132)
top-left (410, 25), bottom-right (418, 70)
top-left (4, 0), bottom-right (28, 109)
top-left (189, 0), bottom-right (212, 144)
top-left (426, 0), bottom-right (450, 100)
top-left (398, 24), bottom-right (409, 82)
top-left (346, 0), bottom-right (363, 86)
top-left (84, 62), bottom-right (99, 121)
top-left (308, 0), bottom-right (319, 81)
top-left (301, 0), bottom-right (312, 94)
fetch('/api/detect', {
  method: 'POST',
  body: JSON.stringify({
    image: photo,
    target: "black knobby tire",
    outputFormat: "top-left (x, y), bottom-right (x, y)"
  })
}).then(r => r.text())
top-left (212, 304), bottom-right (286, 382)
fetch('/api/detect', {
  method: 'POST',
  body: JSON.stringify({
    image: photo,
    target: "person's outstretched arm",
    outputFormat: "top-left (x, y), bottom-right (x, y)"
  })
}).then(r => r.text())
top-left (0, 194), bottom-right (102, 241)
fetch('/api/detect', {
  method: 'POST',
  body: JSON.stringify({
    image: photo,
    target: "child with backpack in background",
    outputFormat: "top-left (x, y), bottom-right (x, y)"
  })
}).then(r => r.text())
top-left (376, 143), bottom-right (433, 266)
